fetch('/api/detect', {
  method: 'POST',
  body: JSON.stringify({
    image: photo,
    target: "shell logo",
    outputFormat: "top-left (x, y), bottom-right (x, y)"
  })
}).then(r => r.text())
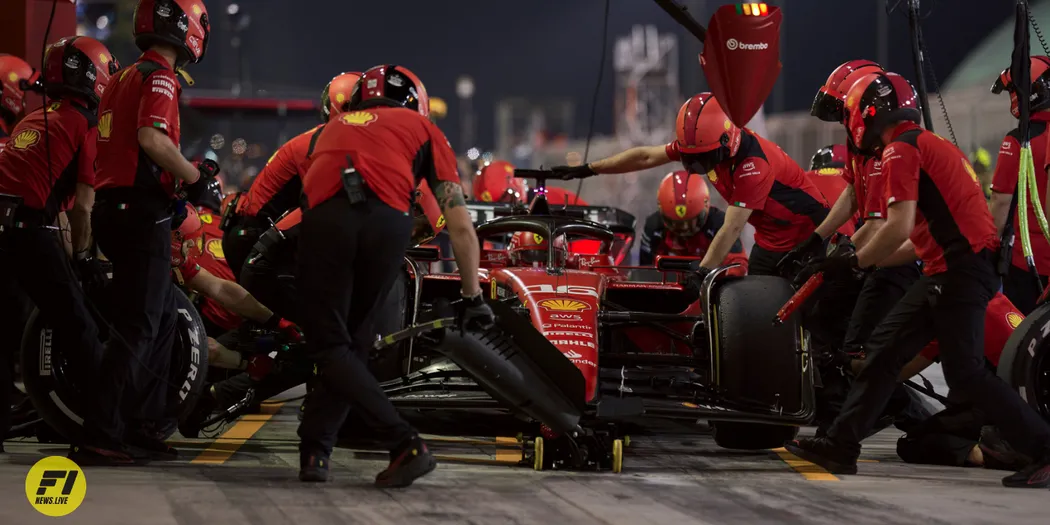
top-left (706, 169), bottom-right (718, 184)
top-left (12, 129), bottom-right (40, 150)
top-left (539, 299), bottom-right (590, 312)
top-left (206, 238), bottom-right (225, 260)
top-left (340, 111), bottom-right (376, 126)
top-left (480, 190), bottom-right (492, 202)
top-left (6, 72), bottom-right (17, 82)
top-left (192, 4), bottom-right (202, 15)
top-left (846, 95), bottom-right (856, 110)
top-left (817, 167), bottom-right (841, 176)
top-left (99, 53), bottom-right (109, 65)
top-left (674, 204), bottom-right (688, 218)
top-left (1007, 312), bottom-right (1024, 329)
top-left (963, 159), bottom-right (978, 183)
top-left (98, 111), bottom-right (113, 140)
top-left (722, 119), bottom-right (731, 131)
top-left (435, 215), bottom-right (446, 228)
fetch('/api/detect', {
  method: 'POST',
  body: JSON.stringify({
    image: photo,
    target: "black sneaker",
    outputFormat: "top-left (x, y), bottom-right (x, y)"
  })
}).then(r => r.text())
top-left (299, 449), bottom-right (330, 482)
top-left (1001, 454), bottom-right (1050, 488)
top-left (979, 426), bottom-right (1032, 471)
top-left (69, 443), bottom-right (148, 466)
top-left (784, 437), bottom-right (859, 475)
top-left (125, 432), bottom-right (179, 461)
top-left (375, 436), bottom-right (437, 488)
top-left (178, 391), bottom-right (218, 439)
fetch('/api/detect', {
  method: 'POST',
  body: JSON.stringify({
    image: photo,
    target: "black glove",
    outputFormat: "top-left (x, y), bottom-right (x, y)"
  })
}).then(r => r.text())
top-left (458, 293), bottom-right (495, 331)
top-left (550, 164), bottom-right (596, 181)
top-left (776, 232), bottom-right (825, 278)
top-left (75, 253), bottom-right (107, 293)
top-left (183, 159), bottom-right (221, 203)
top-left (682, 262), bottom-right (713, 297)
top-left (808, 237), bottom-right (860, 280)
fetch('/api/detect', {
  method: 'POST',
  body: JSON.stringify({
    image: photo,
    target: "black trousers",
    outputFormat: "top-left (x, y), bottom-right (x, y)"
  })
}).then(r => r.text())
top-left (241, 254), bottom-right (301, 325)
top-left (0, 227), bottom-right (105, 441)
top-left (212, 366), bottom-right (313, 409)
top-left (896, 403), bottom-right (984, 467)
top-left (222, 216), bottom-right (266, 282)
top-left (842, 263), bottom-right (922, 355)
top-left (827, 252), bottom-right (1050, 458)
top-left (748, 244), bottom-right (788, 277)
top-left (1002, 262), bottom-right (1048, 315)
top-left (92, 204), bottom-right (178, 441)
top-left (296, 195), bottom-right (415, 455)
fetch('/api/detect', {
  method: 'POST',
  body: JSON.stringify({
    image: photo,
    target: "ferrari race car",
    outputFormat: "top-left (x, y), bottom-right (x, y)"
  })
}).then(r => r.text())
top-left (368, 171), bottom-right (816, 472)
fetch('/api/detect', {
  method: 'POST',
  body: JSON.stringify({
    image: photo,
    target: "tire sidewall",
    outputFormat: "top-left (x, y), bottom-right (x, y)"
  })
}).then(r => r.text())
top-left (997, 302), bottom-right (1050, 419)
top-left (20, 286), bottom-right (209, 442)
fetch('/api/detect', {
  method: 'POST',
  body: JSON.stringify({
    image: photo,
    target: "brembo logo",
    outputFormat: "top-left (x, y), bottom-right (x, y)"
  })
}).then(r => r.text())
top-left (726, 38), bottom-right (768, 51)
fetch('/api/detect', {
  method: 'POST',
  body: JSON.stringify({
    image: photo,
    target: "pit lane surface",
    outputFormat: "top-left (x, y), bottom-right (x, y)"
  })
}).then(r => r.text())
top-left (1, 402), bottom-right (1045, 525)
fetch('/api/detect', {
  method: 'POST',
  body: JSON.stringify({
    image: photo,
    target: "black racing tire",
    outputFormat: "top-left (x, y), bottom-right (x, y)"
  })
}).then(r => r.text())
top-left (997, 301), bottom-right (1050, 422)
top-left (21, 287), bottom-right (209, 443)
top-left (710, 275), bottom-right (805, 450)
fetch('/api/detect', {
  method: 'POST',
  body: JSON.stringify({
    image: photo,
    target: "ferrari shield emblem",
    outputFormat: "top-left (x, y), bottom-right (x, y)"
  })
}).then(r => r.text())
top-left (539, 299), bottom-right (590, 312)
top-left (674, 205), bottom-right (688, 218)
top-left (532, 233), bottom-right (544, 245)
top-left (490, 279), bottom-right (497, 300)
top-left (435, 215), bottom-right (446, 229)
top-left (480, 191), bottom-right (493, 202)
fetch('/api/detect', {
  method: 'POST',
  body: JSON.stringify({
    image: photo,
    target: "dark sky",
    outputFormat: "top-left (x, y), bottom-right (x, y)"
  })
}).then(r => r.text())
top-left (186, 0), bottom-right (1019, 151)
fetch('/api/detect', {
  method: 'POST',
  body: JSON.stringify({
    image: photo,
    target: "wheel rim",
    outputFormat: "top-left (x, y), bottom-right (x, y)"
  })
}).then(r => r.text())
top-left (1032, 341), bottom-right (1050, 420)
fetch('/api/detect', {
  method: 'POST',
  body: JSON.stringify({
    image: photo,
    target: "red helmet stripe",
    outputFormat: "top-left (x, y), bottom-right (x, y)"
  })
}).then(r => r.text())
top-left (681, 94), bottom-right (706, 149)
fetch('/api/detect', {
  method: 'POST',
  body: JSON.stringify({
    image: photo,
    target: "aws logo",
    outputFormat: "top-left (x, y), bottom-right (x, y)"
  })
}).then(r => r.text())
top-left (97, 111), bottom-right (113, 140)
top-left (12, 129), bottom-right (40, 150)
top-left (340, 111), bottom-right (376, 126)
top-left (539, 299), bottom-right (590, 312)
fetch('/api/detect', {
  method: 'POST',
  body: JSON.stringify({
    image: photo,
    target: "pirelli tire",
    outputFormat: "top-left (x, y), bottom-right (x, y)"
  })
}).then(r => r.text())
top-left (711, 276), bottom-right (802, 450)
top-left (997, 301), bottom-right (1050, 422)
top-left (21, 287), bottom-right (208, 443)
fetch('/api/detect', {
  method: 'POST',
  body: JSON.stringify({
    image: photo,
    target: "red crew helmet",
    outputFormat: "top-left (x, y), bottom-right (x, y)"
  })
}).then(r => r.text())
top-left (811, 60), bottom-right (884, 123)
top-left (658, 171), bottom-right (710, 236)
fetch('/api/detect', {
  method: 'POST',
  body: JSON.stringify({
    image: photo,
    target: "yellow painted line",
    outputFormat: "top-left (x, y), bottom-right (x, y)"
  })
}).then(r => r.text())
top-left (772, 447), bottom-right (840, 481)
top-left (495, 436), bottom-right (520, 463)
top-left (191, 403), bottom-right (284, 465)
top-left (857, 459), bottom-right (879, 463)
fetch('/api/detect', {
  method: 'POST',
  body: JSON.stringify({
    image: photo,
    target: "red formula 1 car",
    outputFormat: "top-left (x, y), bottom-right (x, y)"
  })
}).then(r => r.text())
top-left (372, 171), bottom-right (815, 472)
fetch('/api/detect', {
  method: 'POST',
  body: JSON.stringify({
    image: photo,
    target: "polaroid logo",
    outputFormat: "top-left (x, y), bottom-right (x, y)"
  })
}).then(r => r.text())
top-left (726, 38), bottom-right (768, 51)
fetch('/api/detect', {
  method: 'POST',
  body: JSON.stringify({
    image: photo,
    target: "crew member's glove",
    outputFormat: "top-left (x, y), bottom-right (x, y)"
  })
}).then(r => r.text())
top-left (183, 159), bottom-right (221, 203)
top-left (75, 252), bottom-right (107, 293)
top-left (776, 232), bottom-right (825, 279)
top-left (682, 261), bottom-right (713, 297)
top-left (458, 293), bottom-right (495, 331)
top-left (550, 164), bottom-right (596, 181)
top-left (264, 314), bottom-right (303, 342)
top-left (807, 237), bottom-right (860, 280)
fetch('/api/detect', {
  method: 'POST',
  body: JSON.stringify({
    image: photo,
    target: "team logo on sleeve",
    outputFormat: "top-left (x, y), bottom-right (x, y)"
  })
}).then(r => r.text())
top-left (1007, 312), bottom-right (1024, 329)
top-left (12, 129), bottom-right (40, 150)
top-left (340, 111), bottom-right (377, 126)
top-left (206, 239), bottom-right (225, 260)
top-left (963, 159), bottom-right (978, 183)
top-left (435, 215), bottom-right (446, 228)
top-left (97, 111), bottom-right (113, 140)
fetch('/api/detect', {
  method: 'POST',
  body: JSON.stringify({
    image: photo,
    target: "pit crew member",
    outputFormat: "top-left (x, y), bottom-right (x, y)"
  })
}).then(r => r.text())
top-left (222, 72), bottom-right (360, 278)
top-left (640, 171), bottom-right (748, 275)
top-left (473, 160), bottom-right (526, 203)
top-left (0, 38), bottom-right (119, 459)
top-left (786, 72), bottom-right (1050, 488)
top-left (89, 0), bottom-right (214, 463)
top-left (781, 60), bottom-right (922, 363)
top-left (894, 293), bottom-right (1029, 470)
top-left (989, 56), bottom-right (1050, 314)
top-left (553, 93), bottom-right (829, 276)
top-left (0, 54), bottom-right (34, 152)
top-left (297, 64), bottom-right (491, 487)
top-left (806, 144), bottom-right (856, 237)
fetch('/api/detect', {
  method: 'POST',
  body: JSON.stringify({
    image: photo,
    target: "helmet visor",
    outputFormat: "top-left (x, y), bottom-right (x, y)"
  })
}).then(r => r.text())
top-left (680, 148), bottom-right (729, 176)
top-left (663, 215), bottom-right (703, 237)
top-left (811, 88), bottom-right (845, 122)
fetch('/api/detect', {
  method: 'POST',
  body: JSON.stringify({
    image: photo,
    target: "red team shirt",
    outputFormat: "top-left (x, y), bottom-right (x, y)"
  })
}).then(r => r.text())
top-left (844, 149), bottom-right (887, 222)
top-left (882, 123), bottom-right (998, 275)
top-left (238, 124), bottom-right (323, 219)
top-left (94, 51), bottom-right (181, 197)
top-left (805, 167), bottom-right (856, 236)
top-left (303, 108), bottom-right (460, 213)
top-left (994, 114), bottom-right (1050, 273)
top-left (666, 131), bottom-right (830, 252)
top-left (173, 215), bottom-right (242, 331)
top-left (0, 102), bottom-right (97, 217)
